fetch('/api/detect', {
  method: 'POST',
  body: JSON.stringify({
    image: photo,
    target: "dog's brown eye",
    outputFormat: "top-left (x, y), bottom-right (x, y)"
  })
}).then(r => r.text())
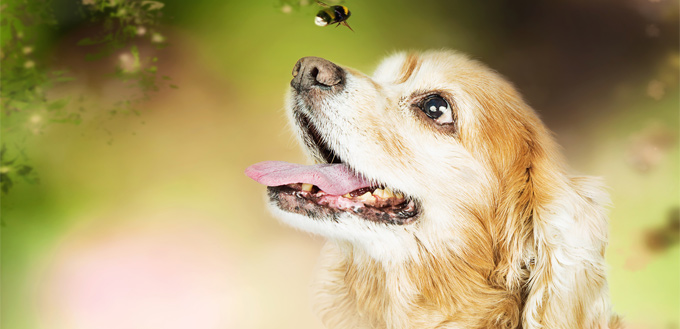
top-left (421, 95), bottom-right (453, 125)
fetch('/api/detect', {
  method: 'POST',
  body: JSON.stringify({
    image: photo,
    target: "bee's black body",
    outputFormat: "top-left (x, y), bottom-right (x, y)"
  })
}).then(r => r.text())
top-left (315, 1), bottom-right (353, 31)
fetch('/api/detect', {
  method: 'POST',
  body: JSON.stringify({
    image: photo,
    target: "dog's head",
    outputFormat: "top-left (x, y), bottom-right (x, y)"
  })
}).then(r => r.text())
top-left (250, 51), bottom-right (557, 261)
top-left (246, 50), bottom-right (616, 328)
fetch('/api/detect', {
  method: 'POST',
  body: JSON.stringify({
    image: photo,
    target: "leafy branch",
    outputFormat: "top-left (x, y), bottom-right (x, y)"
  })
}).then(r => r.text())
top-left (0, 0), bottom-right (170, 194)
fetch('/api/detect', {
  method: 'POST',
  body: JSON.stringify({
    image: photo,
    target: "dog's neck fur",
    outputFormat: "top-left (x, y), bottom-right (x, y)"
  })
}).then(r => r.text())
top-left (314, 239), bottom-right (526, 329)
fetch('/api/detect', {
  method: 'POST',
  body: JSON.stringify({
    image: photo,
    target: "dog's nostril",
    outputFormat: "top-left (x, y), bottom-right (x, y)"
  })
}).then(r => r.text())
top-left (310, 67), bottom-right (319, 80)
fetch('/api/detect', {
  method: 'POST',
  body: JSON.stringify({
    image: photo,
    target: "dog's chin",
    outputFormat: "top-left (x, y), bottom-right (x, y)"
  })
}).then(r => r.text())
top-left (265, 198), bottom-right (423, 262)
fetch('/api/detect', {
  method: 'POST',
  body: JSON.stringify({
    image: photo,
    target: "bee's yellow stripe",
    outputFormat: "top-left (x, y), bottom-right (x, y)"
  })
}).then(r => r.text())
top-left (342, 6), bottom-right (348, 15)
top-left (324, 8), bottom-right (336, 20)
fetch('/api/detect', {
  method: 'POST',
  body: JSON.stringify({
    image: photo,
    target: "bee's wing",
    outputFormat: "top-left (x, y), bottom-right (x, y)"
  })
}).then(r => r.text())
top-left (315, 0), bottom-right (329, 7)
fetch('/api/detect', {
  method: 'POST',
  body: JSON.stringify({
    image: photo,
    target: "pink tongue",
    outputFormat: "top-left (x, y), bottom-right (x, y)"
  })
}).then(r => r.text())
top-left (245, 161), bottom-right (371, 195)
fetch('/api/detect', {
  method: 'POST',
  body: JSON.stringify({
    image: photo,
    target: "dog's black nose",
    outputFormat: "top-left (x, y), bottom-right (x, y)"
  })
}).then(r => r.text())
top-left (291, 57), bottom-right (345, 92)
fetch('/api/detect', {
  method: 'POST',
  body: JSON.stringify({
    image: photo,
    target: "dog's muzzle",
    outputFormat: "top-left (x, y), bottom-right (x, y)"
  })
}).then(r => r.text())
top-left (290, 56), bottom-right (345, 93)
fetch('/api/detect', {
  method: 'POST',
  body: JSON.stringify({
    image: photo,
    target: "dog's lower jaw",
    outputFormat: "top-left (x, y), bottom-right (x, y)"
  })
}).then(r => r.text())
top-left (266, 201), bottom-right (421, 263)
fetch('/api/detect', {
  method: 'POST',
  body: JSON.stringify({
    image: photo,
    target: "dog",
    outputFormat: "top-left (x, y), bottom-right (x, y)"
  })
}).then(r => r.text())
top-left (246, 50), bottom-right (621, 329)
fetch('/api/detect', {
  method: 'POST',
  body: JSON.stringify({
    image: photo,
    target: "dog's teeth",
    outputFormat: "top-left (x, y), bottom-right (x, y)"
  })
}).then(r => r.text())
top-left (357, 192), bottom-right (376, 203)
top-left (373, 188), bottom-right (384, 198)
top-left (301, 183), bottom-right (313, 192)
top-left (395, 192), bottom-right (404, 199)
top-left (383, 188), bottom-right (395, 198)
top-left (343, 193), bottom-right (351, 198)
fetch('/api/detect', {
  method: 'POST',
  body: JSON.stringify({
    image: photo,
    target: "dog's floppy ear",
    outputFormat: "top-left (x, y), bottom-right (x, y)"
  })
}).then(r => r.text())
top-left (522, 176), bottom-right (619, 328)
top-left (480, 104), bottom-right (620, 328)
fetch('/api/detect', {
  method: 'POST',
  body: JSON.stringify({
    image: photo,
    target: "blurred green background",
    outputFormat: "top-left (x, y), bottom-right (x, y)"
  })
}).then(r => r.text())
top-left (1, 0), bottom-right (678, 328)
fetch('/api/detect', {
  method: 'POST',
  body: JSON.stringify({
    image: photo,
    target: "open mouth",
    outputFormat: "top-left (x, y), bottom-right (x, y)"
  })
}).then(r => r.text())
top-left (245, 113), bottom-right (421, 225)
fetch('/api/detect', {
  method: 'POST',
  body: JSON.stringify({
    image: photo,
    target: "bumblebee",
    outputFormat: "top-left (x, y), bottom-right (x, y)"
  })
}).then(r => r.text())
top-left (314, 1), bottom-right (353, 31)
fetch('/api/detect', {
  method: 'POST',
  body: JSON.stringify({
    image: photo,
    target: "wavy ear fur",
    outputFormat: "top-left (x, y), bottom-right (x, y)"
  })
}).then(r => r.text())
top-left (523, 175), bottom-right (623, 328)
top-left (503, 126), bottom-right (621, 328)
top-left (460, 77), bottom-right (621, 327)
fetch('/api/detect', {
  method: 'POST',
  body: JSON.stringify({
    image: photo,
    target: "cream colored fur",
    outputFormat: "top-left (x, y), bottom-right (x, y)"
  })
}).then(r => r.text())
top-left (269, 50), bottom-right (621, 329)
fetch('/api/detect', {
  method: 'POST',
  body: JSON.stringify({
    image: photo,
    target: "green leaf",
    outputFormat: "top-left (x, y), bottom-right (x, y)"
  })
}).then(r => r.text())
top-left (123, 25), bottom-right (137, 38)
top-left (1, 174), bottom-right (13, 194)
top-left (141, 1), bottom-right (165, 11)
top-left (0, 19), bottom-right (14, 48)
top-left (50, 113), bottom-right (82, 125)
top-left (130, 45), bottom-right (141, 69)
top-left (47, 98), bottom-right (69, 111)
top-left (16, 165), bottom-right (32, 176)
top-left (77, 33), bottom-right (114, 46)
top-left (12, 18), bottom-right (25, 36)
